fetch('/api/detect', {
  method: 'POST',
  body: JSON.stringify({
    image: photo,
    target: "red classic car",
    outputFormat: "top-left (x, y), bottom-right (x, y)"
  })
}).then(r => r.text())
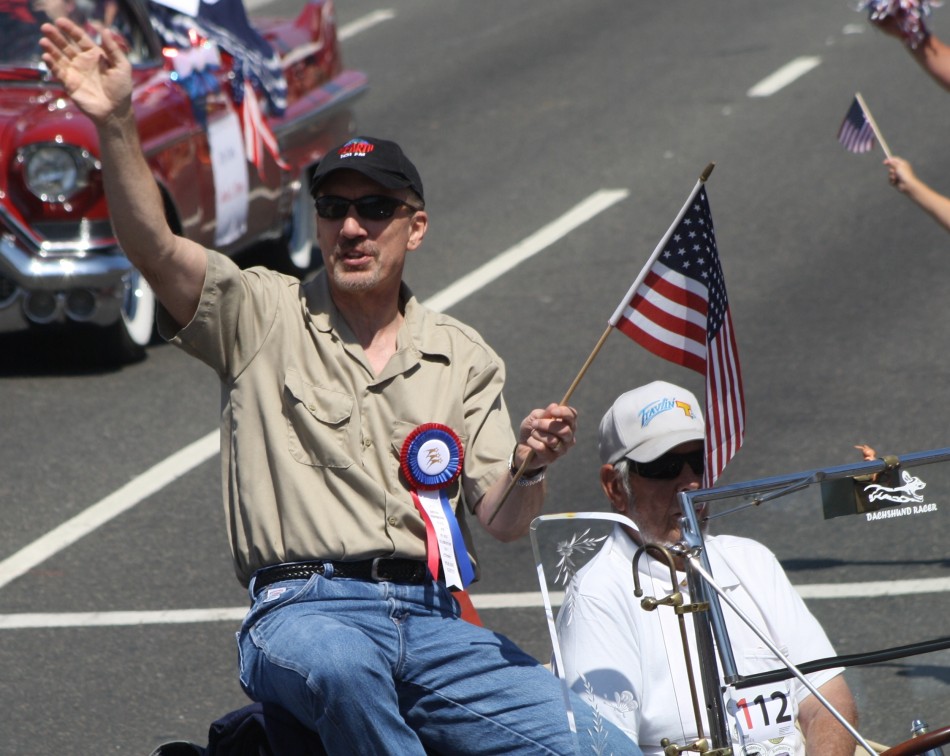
top-left (0, 0), bottom-right (366, 362)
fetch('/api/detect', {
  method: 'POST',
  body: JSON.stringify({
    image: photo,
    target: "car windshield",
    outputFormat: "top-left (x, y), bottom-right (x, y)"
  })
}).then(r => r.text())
top-left (0, 0), bottom-right (143, 67)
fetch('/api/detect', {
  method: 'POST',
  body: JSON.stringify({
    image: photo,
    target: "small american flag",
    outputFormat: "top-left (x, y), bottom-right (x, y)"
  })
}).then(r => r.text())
top-left (838, 96), bottom-right (876, 154)
top-left (611, 186), bottom-right (744, 487)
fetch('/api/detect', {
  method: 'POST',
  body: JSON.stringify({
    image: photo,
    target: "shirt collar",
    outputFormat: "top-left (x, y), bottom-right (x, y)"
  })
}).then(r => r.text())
top-left (303, 272), bottom-right (451, 364)
top-left (609, 523), bottom-right (740, 590)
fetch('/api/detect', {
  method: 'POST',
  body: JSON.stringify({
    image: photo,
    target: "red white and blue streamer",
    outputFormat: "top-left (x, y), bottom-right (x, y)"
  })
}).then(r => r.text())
top-left (400, 424), bottom-right (474, 591)
top-left (242, 80), bottom-right (289, 179)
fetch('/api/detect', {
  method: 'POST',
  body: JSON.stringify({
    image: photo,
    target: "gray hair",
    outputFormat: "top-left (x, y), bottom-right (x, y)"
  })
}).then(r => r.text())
top-left (612, 458), bottom-right (636, 509)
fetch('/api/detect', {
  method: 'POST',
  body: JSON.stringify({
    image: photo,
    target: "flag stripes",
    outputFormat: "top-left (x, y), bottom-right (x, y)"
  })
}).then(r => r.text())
top-left (704, 310), bottom-right (745, 484)
top-left (612, 186), bottom-right (744, 487)
top-left (837, 96), bottom-right (876, 154)
top-left (615, 264), bottom-right (708, 373)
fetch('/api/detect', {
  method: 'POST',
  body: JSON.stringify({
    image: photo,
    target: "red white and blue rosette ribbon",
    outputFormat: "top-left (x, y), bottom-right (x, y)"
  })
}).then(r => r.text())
top-left (400, 424), bottom-right (475, 591)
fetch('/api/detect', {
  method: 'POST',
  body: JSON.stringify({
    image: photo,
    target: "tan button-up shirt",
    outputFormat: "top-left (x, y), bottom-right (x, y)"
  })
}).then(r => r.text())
top-left (160, 250), bottom-right (515, 586)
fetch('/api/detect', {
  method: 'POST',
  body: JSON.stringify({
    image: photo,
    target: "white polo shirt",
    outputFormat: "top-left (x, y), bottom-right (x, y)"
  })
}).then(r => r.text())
top-left (556, 525), bottom-right (842, 756)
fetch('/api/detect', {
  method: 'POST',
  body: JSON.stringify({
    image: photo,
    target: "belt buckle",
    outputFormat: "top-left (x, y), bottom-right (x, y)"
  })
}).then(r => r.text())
top-left (370, 557), bottom-right (390, 582)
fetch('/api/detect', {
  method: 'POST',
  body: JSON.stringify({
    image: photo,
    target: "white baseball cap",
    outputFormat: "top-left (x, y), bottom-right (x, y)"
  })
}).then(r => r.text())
top-left (598, 380), bottom-right (705, 464)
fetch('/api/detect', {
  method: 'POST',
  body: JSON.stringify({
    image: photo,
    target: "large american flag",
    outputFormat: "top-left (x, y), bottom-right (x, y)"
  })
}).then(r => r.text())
top-left (611, 187), bottom-right (744, 487)
top-left (837, 96), bottom-right (876, 154)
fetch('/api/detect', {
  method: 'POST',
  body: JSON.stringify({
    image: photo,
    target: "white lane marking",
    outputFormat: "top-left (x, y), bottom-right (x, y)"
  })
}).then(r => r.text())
top-left (747, 56), bottom-right (822, 97)
top-left (0, 608), bottom-right (248, 629)
top-left (0, 191), bottom-right (627, 602)
top-left (338, 9), bottom-right (396, 41)
top-left (423, 190), bottom-right (630, 313)
top-left (0, 433), bottom-right (219, 591)
top-left (5, 576), bottom-right (950, 629)
top-left (795, 576), bottom-right (950, 599)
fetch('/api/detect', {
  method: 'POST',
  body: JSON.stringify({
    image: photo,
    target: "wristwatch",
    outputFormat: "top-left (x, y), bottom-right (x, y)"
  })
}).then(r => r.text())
top-left (508, 448), bottom-right (546, 486)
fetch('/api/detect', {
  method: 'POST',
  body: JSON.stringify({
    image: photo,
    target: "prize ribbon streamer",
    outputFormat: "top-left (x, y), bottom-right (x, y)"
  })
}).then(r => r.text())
top-left (401, 425), bottom-right (475, 590)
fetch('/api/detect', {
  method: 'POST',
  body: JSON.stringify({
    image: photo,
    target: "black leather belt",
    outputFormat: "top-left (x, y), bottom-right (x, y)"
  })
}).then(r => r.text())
top-left (254, 558), bottom-right (430, 594)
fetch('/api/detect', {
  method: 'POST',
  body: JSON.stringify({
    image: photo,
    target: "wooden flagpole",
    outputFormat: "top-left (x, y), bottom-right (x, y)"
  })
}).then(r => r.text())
top-left (487, 163), bottom-right (716, 526)
top-left (855, 92), bottom-right (893, 159)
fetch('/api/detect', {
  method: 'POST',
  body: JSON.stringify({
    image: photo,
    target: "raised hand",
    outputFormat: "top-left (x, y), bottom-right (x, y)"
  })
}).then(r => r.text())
top-left (39, 17), bottom-right (132, 125)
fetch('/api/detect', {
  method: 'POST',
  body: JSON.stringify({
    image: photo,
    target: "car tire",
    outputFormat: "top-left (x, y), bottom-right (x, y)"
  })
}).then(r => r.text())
top-left (104, 267), bottom-right (156, 364)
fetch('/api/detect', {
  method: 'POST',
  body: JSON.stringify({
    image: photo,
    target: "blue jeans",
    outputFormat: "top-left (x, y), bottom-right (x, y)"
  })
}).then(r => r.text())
top-left (238, 573), bottom-right (642, 756)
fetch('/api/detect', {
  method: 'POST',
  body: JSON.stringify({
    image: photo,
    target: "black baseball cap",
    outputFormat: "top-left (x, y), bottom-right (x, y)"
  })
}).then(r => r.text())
top-left (310, 137), bottom-right (424, 202)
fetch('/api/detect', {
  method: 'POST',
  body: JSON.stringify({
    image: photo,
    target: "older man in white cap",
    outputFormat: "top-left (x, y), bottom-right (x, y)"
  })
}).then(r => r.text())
top-left (555, 380), bottom-right (858, 756)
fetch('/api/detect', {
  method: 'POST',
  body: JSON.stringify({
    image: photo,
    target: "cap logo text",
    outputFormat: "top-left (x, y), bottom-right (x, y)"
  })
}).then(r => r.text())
top-left (639, 397), bottom-right (694, 427)
top-left (337, 139), bottom-right (375, 159)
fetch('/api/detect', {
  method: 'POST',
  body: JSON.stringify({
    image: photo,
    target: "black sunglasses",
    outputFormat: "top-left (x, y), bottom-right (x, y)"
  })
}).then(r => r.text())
top-left (632, 449), bottom-right (705, 480)
top-left (314, 194), bottom-right (420, 221)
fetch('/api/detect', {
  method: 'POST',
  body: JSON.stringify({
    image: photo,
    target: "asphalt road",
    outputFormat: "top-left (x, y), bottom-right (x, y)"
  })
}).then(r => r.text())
top-left (2, 0), bottom-right (949, 753)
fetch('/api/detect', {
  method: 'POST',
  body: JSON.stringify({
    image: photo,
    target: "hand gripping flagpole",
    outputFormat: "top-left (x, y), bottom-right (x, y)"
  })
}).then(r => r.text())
top-left (487, 163), bottom-right (717, 526)
top-left (855, 92), bottom-right (893, 159)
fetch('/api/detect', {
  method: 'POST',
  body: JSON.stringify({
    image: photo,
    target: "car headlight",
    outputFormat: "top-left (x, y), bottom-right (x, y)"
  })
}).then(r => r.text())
top-left (17, 144), bottom-right (100, 203)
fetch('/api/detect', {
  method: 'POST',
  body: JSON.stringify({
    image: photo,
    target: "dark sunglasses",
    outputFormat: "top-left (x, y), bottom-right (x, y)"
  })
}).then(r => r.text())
top-left (632, 449), bottom-right (705, 480)
top-left (314, 194), bottom-right (420, 221)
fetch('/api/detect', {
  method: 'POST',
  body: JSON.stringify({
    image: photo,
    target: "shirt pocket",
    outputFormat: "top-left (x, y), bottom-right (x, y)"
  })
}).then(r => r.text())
top-left (284, 369), bottom-right (354, 468)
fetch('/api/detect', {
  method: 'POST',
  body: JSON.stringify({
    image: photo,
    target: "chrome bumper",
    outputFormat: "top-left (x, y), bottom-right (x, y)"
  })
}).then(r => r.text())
top-left (0, 233), bottom-right (135, 331)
